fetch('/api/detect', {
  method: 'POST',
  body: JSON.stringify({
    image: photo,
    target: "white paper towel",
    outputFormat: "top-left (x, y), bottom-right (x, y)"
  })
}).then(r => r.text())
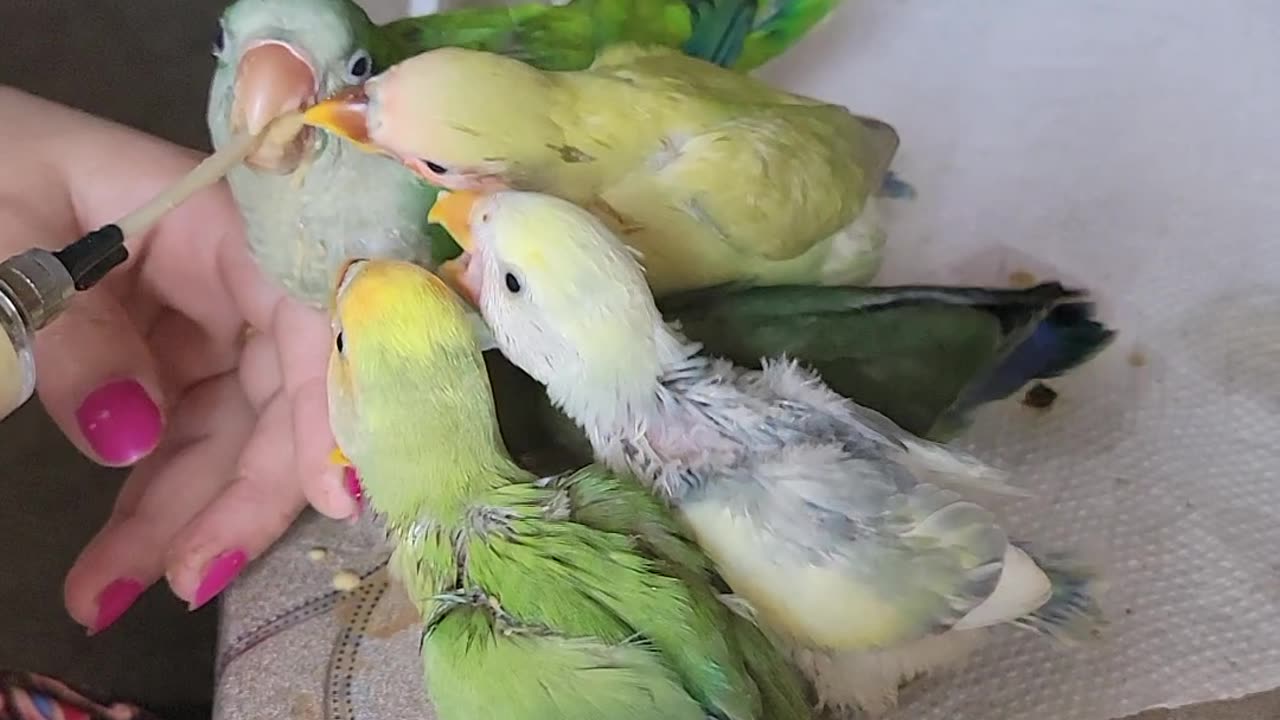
top-left (753, 1), bottom-right (1280, 718)
top-left (228, 2), bottom-right (1280, 719)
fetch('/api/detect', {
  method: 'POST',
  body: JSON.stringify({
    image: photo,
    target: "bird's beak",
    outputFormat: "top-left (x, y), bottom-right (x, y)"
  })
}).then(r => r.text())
top-left (231, 41), bottom-right (316, 171)
top-left (332, 257), bottom-right (368, 309)
top-left (427, 189), bottom-right (480, 252)
top-left (430, 190), bottom-right (485, 307)
top-left (303, 86), bottom-right (378, 153)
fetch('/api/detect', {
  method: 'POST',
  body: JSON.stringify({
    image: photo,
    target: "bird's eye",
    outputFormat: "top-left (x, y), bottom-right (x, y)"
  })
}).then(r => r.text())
top-left (422, 160), bottom-right (449, 175)
top-left (212, 23), bottom-right (226, 56)
top-left (335, 331), bottom-right (345, 353)
top-left (344, 49), bottom-right (373, 82)
top-left (504, 272), bottom-right (522, 294)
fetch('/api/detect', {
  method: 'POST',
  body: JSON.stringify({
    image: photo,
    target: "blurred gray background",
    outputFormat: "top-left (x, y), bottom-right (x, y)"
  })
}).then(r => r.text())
top-left (0, 1), bottom-right (1276, 719)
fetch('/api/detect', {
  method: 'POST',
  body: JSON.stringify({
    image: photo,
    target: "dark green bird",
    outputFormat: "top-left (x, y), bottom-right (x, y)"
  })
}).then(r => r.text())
top-left (659, 281), bottom-right (1116, 439)
top-left (499, 281), bottom-right (1116, 467)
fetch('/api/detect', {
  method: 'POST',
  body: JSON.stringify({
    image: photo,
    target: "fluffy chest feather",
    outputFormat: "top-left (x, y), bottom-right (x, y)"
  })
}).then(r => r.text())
top-left (590, 356), bottom-right (949, 648)
top-left (596, 356), bottom-right (890, 502)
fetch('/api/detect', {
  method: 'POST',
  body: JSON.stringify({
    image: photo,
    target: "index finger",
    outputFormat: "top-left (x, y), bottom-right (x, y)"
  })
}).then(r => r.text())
top-left (4, 89), bottom-right (250, 359)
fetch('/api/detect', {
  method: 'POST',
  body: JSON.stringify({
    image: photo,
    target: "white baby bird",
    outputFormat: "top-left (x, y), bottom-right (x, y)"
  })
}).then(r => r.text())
top-left (429, 188), bottom-right (1106, 717)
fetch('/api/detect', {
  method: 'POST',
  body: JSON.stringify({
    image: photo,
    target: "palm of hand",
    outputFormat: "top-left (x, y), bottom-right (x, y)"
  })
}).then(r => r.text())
top-left (0, 87), bottom-right (352, 633)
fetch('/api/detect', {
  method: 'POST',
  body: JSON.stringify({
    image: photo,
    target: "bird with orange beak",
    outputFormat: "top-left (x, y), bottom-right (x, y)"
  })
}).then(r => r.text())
top-left (300, 43), bottom-right (904, 297)
top-left (206, 0), bottom-right (854, 307)
top-left (206, 0), bottom-right (454, 307)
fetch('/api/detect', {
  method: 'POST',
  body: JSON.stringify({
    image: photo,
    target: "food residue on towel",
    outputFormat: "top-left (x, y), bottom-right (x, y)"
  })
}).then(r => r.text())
top-left (1008, 269), bottom-right (1038, 288)
top-left (332, 570), bottom-right (362, 591)
top-left (1022, 382), bottom-right (1059, 410)
top-left (306, 547), bottom-right (329, 562)
top-left (1127, 349), bottom-right (1148, 367)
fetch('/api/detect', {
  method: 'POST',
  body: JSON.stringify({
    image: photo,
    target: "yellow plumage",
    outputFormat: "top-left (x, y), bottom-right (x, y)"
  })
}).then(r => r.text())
top-left (326, 43), bottom-right (901, 295)
top-left (681, 499), bottom-right (922, 649)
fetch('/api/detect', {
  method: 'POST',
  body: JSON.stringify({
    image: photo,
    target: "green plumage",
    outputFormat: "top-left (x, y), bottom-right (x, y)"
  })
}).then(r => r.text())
top-left (328, 261), bottom-right (809, 720)
top-left (658, 281), bottom-right (1115, 439)
top-left (373, 0), bottom-right (844, 73)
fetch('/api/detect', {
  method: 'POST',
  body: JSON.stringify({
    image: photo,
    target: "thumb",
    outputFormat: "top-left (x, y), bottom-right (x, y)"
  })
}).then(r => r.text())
top-left (0, 201), bottom-right (166, 467)
top-left (34, 288), bottom-right (168, 468)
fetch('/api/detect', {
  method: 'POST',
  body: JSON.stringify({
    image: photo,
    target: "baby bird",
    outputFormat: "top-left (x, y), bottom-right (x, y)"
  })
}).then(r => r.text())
top-left (428, 188), bottom-right (1106, 717)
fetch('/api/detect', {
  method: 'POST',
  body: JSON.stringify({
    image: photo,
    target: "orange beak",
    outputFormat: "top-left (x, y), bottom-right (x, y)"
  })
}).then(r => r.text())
top-left (303, 86), bottom-right (378, 153)
top-left (427, 189), bottom-right (481, 252)
top-left (429, 190), bottom-right (486, 306)
top-left (231, 41), bottom-right (316, 170)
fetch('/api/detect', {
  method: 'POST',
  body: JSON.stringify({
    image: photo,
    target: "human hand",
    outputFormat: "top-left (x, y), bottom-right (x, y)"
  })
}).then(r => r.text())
top-left (0, 87), bottom-right (359, 633)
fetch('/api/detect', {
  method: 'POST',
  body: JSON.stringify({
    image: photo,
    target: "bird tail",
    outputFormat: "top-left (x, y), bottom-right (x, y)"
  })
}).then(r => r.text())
top-left (942, 298), bottom-right (1117, 422)
top-left (684, 0), bottom-right (847, 70)
top-left (878, 170), bottom-right (918, 199)
top-left (1012, 543), bottom-right (1107, 644)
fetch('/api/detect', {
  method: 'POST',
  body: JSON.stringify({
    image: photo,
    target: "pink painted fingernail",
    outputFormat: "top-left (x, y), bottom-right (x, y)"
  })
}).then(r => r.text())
top-left (191, 549), bottom-right (247, 610)
top-left (343, 466), bottom-right (364, 512)
top-left (75, 379), bottom-right (163, 466)
top-left (90, 577), bottom-right (144, 635)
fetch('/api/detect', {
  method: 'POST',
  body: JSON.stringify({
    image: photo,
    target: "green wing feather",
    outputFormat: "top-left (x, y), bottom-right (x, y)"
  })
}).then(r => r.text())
top-left (451, 479), bottom-right (766, 720)
top-left (541, 467), bottom-right (814, 720)
top-left (657, 282), bottom-right (1103, 439)
top-left (682, 0), bottom-right (759, 67)
top-left (423, 607), bottom-right (709, 720)
top-left (370, 0), bottom-right (843, 73)
top-left (736, 0), bottom-right (845, 69)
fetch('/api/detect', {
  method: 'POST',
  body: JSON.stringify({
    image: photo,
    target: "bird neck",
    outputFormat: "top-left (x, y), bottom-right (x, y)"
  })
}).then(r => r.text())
top-left (548, 321), bottom-right (720, 500)
top-left (360, 419), bottom-right (525, 538)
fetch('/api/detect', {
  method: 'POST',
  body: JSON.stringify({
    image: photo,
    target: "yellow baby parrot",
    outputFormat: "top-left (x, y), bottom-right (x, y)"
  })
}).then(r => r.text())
top-left (302, 43), bottom-right (901, 296)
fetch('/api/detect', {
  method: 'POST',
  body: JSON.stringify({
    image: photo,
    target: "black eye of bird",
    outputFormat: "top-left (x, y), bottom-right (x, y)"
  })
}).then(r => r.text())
top-left (346, 49), bottom-right (373, 80)
top-left (422, 160), bottom-right (448, 175)
top-left (504, 272), bottom-right (522, 293)
top-left (212, 24), bottom-right (226, 56)
top-left (335, 331), bottom-right (345, 353)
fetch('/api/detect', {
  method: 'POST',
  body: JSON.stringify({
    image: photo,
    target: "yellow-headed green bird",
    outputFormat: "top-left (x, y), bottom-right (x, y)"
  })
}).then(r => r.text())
top-left (422, 189), bottom-right (1106, 717)
top-left (326, 258), bottom-right (813, 720)
top-left (302, 42), bottom-right (901, 297)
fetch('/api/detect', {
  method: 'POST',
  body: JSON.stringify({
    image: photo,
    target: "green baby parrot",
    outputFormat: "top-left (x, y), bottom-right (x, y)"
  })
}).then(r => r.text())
top-left (207, 0), bottom-right (846, 305)
top-left (426, 189), bottom-right (1107, 717)
top-left (325, 258), bottom-right (813, 720)
top-left (302, 42), bottom-right (901, 297)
